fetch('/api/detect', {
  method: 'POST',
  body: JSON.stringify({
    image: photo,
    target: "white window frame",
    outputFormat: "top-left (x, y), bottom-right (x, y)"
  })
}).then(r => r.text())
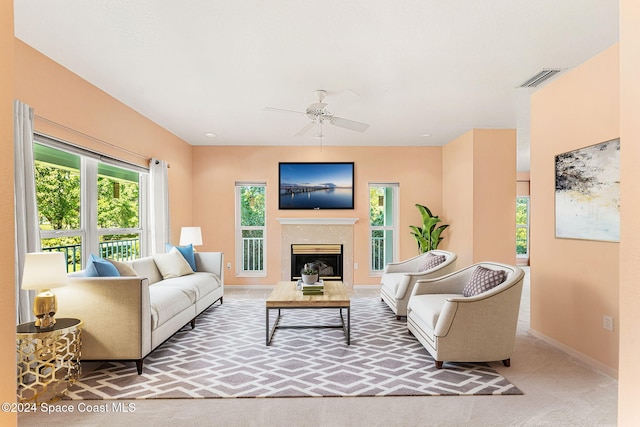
top-left (369, 183), bottom-right (400, 276)
top-left (34, 134), bottom-right (148, 266)
top-left (235, 182), bottom-right (267, 277)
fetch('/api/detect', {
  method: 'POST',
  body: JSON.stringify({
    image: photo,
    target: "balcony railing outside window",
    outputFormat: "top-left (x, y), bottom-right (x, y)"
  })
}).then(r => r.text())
top-left (371, 235), bottom-right (385, 271)
top-left (42, 238), bottom-right (140, 272)
top-left (242, 236), bottom-right (264, 271)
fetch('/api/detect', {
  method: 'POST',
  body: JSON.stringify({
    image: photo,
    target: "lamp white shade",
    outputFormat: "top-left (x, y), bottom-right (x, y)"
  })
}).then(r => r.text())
top-left (21, 252), bottom-right (69, 290)
top-left (179, 226), bottom-right (203, 246)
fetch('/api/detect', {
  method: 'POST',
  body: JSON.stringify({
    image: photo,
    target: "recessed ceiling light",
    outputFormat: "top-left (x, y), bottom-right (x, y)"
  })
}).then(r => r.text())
top-left (204, 132), bottom-right (217, 138)
top-left (422, 133), bottom-right (432, 137)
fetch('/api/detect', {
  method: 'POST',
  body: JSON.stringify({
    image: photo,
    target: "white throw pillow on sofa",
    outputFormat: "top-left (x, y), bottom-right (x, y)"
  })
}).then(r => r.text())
top-left (153, 247), bottom-right (194, 279)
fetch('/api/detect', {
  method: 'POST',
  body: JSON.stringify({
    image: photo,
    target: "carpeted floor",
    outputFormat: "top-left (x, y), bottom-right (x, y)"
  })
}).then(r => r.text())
top-left (67, 298), bottom-right (521, 399)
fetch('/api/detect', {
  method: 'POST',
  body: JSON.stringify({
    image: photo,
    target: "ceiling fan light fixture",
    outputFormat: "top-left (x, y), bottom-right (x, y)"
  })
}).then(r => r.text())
top-left (265, 89), bottom-right (370, 136)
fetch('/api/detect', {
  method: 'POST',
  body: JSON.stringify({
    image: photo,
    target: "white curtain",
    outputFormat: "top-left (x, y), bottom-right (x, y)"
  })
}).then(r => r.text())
top-left (14, 100), bottom-right (39, 324)
top-left (149, 158), bottom-right (170, 254)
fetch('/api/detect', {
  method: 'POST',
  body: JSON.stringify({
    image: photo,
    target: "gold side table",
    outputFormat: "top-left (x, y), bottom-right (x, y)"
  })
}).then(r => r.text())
top-left (16, 318), bottom-right (83, 403)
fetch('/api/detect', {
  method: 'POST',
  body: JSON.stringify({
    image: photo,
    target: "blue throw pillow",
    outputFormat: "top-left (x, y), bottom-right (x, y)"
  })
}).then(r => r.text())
top-left (85, 253), bottom-right (121, 277)
top-left (165, 243), bottom-right (197, 271)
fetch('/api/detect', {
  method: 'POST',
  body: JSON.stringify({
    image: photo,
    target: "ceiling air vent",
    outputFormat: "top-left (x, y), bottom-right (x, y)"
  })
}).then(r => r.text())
top-left (518, 69), bottom-right (563, 88)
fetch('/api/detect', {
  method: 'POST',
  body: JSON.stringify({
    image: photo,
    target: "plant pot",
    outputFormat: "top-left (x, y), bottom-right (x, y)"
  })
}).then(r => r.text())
top-left (301, 274), bottom-right (319, 285)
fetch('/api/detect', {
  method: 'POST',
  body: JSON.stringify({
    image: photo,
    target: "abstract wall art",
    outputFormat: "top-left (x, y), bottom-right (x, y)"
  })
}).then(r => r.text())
top-left (555, 138), bottom-right (620, 242)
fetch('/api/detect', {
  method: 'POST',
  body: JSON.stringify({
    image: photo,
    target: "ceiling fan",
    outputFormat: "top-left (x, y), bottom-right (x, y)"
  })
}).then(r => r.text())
top-left (265, 90), bottom-right (370, 136)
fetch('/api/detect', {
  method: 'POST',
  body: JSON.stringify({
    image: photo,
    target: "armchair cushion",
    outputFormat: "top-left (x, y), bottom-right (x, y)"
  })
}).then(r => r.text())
top-left (462, 266), bottom-right (507, 297)
top-left (409, 294), bottom-right (459, 330)
top-left (418, 253), bottom-right (446, 272)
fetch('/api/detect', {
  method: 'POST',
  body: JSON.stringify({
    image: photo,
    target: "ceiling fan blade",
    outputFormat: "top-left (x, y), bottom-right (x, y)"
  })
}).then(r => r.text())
top-left (294, 121), bottom-right (316, 136)
top-left (330, 116), bottom-right (370, 133)
top-left (264, 106), bottom-right (306, 115)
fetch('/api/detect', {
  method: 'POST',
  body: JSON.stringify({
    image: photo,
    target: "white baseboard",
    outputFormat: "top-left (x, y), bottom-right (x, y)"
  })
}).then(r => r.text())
top-left (528, 328), bottom-right (618, 379)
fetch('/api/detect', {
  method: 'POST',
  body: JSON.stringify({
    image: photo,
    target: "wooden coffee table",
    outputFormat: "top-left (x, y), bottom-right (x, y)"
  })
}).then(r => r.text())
top-left (265, 281), bottom-right (350, 346)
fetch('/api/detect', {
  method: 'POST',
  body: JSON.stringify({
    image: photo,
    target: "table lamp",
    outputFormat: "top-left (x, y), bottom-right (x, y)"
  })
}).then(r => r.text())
top-left (21, 252), bottom-right (68, 329)
top-left (179, 226), bottom-right (203, 249)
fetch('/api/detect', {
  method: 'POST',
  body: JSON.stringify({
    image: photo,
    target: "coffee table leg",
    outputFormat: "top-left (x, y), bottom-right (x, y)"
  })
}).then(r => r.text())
top-left (266, 307), bottom-right (282, 346)
top-left (347, 307), bottom-right (351, 345)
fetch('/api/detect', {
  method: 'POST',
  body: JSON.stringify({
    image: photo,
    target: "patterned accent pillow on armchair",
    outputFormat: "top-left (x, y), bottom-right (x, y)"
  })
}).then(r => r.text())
top-left (418, 253), bottom-right (446, 272)
top-left (463, 266), bottom-right (507, 297)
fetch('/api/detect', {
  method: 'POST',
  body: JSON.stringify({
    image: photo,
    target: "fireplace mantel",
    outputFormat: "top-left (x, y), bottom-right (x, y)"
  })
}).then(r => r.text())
top-left (276, 218), bottom-right (359, 225)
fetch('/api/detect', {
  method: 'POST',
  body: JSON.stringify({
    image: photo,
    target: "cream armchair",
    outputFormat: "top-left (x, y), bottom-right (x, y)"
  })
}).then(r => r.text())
top-left (380, 250), bottom-right (457, 319)
top-left (407, 262), bottom-right (524, 369)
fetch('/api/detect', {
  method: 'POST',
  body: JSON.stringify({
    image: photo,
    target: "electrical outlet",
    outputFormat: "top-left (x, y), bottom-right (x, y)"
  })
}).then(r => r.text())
top-left (226, 262), bottom-right (231, 270)
top-left (354, 263), bottom-right (359, 270)
top-left (603, 315), bottom-right (614, 331)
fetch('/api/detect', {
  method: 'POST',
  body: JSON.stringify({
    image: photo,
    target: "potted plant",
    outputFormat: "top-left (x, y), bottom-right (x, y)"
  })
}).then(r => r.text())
top-left (409, 203), bottom-right (449, 253)
top-left (301, 264), bottom-right (319, 284)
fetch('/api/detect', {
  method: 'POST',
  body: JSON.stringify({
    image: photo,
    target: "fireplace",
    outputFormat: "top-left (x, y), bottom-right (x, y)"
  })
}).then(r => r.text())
top-left (291, 244), bottom-right (343, 281)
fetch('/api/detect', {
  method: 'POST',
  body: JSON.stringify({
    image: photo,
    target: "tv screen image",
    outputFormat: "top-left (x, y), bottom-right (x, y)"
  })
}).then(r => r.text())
top-left (279, 162), bottom-right (354, 210)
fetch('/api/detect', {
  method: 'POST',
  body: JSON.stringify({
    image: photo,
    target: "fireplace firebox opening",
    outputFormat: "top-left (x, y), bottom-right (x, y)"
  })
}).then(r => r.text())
top-left (291, 244), bottom-right (343, 281)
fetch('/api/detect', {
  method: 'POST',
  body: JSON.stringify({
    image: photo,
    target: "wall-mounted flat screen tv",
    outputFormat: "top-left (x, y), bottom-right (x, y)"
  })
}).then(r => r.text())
top-left (279, 162), bottom-right (355, 210)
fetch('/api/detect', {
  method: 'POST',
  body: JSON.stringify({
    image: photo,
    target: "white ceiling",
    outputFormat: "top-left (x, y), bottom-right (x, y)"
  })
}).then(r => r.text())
top-left (14, 1), bottom-right (619, 171)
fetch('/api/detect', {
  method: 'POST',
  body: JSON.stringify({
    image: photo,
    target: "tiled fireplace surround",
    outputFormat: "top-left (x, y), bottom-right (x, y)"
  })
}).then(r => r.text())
top-left (278, 218), bottom-right (358, 286)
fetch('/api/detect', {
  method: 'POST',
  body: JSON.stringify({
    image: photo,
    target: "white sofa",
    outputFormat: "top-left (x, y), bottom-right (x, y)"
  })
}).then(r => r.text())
top-left (380, 250), bottom-right (457, 319)
top-left (56, 251), bottom-right (224, 374)
top-left (407, 262), bottom-right (524, 369)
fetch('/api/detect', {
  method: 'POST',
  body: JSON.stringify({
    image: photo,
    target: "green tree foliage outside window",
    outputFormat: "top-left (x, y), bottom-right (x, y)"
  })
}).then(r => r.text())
top-left (98, 176), bottom-right (139, 230)
top-left (36, 162), bottom-right (81, 231)
top-left (370, 187), bottom-right (385, 227)
top-left (516, 197), bottom-right (529, 255)
top-left (240, 186), bottom-right (265, 227)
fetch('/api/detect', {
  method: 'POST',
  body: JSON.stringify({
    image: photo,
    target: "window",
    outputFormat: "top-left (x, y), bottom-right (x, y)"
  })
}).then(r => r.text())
top-left (35, 144), bottom-right (83, 271)
top-left (97, 163), bottom-right (141, 261)
top-left (369, 184), bottom-right (399, 274)
top-left (34, 137), bottom-right (147, 271)
top-left (236, 183), bottom-right (266, 276)
top-left (516, 196), bottom-right (530, 259)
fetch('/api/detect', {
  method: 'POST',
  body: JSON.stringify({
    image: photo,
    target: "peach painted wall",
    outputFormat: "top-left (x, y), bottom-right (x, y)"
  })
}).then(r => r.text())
top-left (619, 0), bottom-right (640, 422)
top-left (191, 145), bottom-right (442, 285)
top-left (1, 0), bottom-right (17, 425)
top-left (530, 45), bottom-right (619, 372)
top-left (442, 131), bottom-right (474, 266)
top-left (14, 40), bottom-right (194, 243)
top-left (473, 129), bottom-right (517, 265)
top-left (443, 129), bottom-right (517, 268)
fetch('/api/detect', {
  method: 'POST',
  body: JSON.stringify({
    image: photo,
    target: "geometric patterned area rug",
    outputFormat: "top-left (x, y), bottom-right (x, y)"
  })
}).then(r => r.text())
top-left (66, 298), bottom-right (522, 399)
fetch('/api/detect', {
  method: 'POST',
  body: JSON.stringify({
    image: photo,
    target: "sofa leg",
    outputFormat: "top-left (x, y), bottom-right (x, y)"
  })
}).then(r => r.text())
top-left (435, 361), bottom-right (443, 369)
top-left (220, 296), bottom-right (223, 305)
top-left (190, 318), bottom-right (196, 329)
top-left (502, 358), bottom-right (511, 367)
top-left (136, 359), bottom-right (143, 375)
